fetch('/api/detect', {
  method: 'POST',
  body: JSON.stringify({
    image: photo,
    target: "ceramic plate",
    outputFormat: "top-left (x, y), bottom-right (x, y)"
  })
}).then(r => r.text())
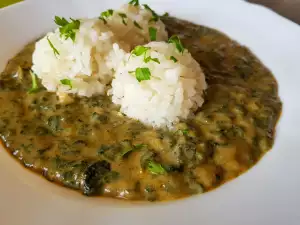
top-left (1, 0), bottom-right (300, 224)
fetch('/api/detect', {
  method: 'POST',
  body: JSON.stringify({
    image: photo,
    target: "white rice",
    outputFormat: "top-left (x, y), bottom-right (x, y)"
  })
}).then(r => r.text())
top-left (109, 42), bottom-right (207, 129)
top-left (32, 4), bottom-right (168, 97)
top-left (105, 4), bottom-right (168, 48)
top-left (32, 18), bottom-right (127, 97)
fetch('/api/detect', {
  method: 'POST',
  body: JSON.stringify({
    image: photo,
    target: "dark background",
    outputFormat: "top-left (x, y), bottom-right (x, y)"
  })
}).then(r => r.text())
top-left (248, 0), bottom-right (300, 24)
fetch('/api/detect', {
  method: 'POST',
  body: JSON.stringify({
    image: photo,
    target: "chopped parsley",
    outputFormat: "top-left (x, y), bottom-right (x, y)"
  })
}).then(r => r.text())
top-left (131, 46), bottom-right (159, 64)
top-left (118, 13), bottom-right (127, 25)
top-left (60, 79), bottom-right (72, 89)
top-left (144, 56), bottom-right (160, 64)
top-left (170, 56), bottom-right (178, 62)
top-left (147, 161), bottom-right (166, 175)
top-left (168, 35), bottom-right (185, 54)
top-left (99, 9), bottom-right (114, 24)
top-left (149, 16), bottom-right (159, 23)
top-left (143, 4), bottom-right (159, 23)
top-left (134, 20), bottom-right (142, 29)
top-left (54, 16), bottom-right (80, 42)
top-left (28, 71), bottom-right (39, 94)
top-left (135, 67), bottom-right (151, 82)
top-left (131, 45), bottom-right (150, 56)
top-left (148, 27), bottom-right (157, 41)
top-left (129, 0), bottom-right (139, 6)
top-left (54, 16), bottom-right (68, 27)
top-left (47, 37), bottom-right (60, 57)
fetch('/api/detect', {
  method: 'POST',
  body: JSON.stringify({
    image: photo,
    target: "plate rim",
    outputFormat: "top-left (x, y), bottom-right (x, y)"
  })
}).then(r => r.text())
top-left (1, 0), bottom-right (300, 225)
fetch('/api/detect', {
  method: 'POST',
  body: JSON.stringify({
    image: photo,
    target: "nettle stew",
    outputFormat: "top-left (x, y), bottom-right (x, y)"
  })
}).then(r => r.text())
top-left (0, 16), bottom-right (282, 201)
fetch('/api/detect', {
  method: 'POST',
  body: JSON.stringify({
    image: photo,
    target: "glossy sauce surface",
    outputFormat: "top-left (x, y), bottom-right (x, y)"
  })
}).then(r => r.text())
top-left (0, 17), bottom-right (282, 201)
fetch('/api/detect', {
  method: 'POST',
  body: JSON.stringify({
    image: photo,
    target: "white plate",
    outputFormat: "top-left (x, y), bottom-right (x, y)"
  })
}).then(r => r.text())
top-left (1, 0), bottom-right (300, 224)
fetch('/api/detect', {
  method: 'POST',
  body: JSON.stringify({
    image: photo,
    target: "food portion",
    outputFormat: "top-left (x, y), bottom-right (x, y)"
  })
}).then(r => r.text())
top-left (110, 41), bottom-right (206, 128)
top-left (33, 18), bottom-right (127, 97)
top-left (0, 1), bottom-right (282, 202)
top-left (102, 3), bottom-right (168, 48)
top-left (32, 3), bottom-right (168, 97)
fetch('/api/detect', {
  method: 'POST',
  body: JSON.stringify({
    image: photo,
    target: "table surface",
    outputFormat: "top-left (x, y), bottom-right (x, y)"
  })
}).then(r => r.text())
top-left (1, 0), bottom-right (300, 25)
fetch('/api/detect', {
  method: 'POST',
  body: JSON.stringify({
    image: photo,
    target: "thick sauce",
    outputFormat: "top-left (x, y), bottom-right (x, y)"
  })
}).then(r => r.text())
top-left (0, 17), bottom-right (282, 201)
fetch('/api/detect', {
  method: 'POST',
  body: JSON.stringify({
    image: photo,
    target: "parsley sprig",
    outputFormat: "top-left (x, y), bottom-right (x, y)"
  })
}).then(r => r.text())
top-left (148, 27), bottom-right (157, 41)
top-left (54, 16), bottom-right (80, 42)
top-left (47, 37), bottom-right (59, 57)
top-left (168, 35), bottom-right (185, 54)
top-left (131, 46), bottom-right (150, 57)
top-left (147, 161), bottom-right (166, 175)
top-left (60, 79), bottom-right (72, 89)
top-left (130, 67), bottom-right (151, 82)
top-left (131, 45), bottom-right (160, 64)
top-left (144, 57), bottom-right (160, 64)
top-left (170, 56), bottom-right (178, 62)
top-left (99, 9), bottom-right (114, 24)
top-left (129, 0), bottom-right (139, 6)
top-left (134, 20), bottom-right (142, 29)
top-left (118, 13), bottom-right (128, 25)
top-left (28, 71), bottom-right (39, 94)
top-left (135, 67), bottom-right (151, 82)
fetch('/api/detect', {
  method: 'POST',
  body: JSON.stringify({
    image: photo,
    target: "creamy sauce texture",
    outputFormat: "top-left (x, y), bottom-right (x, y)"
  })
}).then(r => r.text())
top-left (0, 17), bottom-right (282, 201)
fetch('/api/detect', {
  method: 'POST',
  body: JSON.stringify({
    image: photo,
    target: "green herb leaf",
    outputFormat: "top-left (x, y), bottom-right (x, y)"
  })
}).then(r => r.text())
top-left (134, 20), bottom-right (142, 29)
top-left (148, 27), bottom-right (157, 41)
top-left (147, 161), bottom-right (166, 175)
top-left (131, 46), bottom-right (159, 64)
top-left (55, 16), bottom-right (80, 42)
top-left (47, 37), bottom-right (60, 56)
top-left (168, 35), bottom-right (185, 54)
top-left (131, 45), bottom-right (150, 56)
top-left (149, 16), bottom-right (159, 23)
top-left (60, 79), bottom-right (72, 89)
top-left (28, 71), bottom-right (39, 94)
top-left (118, 13), bottom-right (127, 25)
top-left (102, 9), bottom-right (114, 18)
top-left (135, 67), bottom-right (151, 82)
top-left (54, 16), bottom-right (68, 27)
top-left (129, 0), bottom-right (139, 6)
top-left (162, 12), bottom-right (169, 17)
top-left (144, 57), bottom-right (160, 64)
top-left (99, 9), bottom-right (114, 24)
top-left (170, 56), bottom-right (178, 62)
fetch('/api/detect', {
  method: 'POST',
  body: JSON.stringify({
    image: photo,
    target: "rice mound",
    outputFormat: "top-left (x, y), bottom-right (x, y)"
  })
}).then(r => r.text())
top-left (32, 18), bottom-right (128, 97)
top-left (32, 4), bottom-right (168, 97)
top-left (110, 42), bottom-right (207, 128)
top-left (105, 4), bottom-right (168, 48)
